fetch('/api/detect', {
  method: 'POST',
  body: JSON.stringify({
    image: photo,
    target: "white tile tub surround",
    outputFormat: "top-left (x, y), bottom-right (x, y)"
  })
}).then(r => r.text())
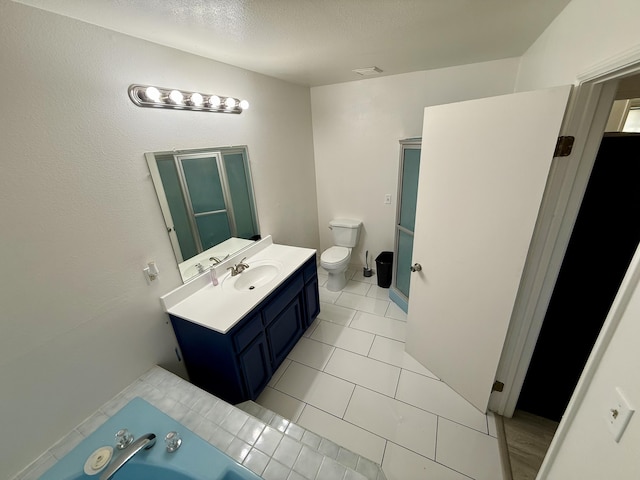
top-left (11, 367), bottom-right (377, 480)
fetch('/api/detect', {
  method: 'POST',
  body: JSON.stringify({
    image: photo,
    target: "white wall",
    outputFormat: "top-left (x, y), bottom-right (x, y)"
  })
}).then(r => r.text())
top-left (0, 2), bottom-right (318, 478)
top-left (516, 0), bottom-right (640, 91)
top-left (514, 0), bottom-right (640, 477)
top-left (310, 59), bottom-right (519, 270)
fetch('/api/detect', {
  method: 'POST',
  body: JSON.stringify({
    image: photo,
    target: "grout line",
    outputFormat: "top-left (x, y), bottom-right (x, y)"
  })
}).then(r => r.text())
top-left (343, 383), bottom-right (357, 420)
top-left (322, 345), bottom-right (338, 372)
top-left (382, 299), bottom-right (391, 318)
top-left (365, 335), bottom-right (376, 357)
top-left (393, 367), bottom-right (401, 398)
top-left (380, 440), bottom-right (388, 470)
top-left (434, 415), bottom-right (439, 461)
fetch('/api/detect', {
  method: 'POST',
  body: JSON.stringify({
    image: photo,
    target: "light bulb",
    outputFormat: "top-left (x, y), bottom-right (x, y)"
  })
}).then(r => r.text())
top-left (209, 95), bottom-right (221, 107)
top-left (225, 97), bottom-right (237, 109)
top-left (144, 86), bottom-right (161, 102)
top-left (190, 92), bottom-right (203, 106)
top-left (239, 99), bottom-right (250, 110)
top-left (168, 90), bottom-right (184, 104)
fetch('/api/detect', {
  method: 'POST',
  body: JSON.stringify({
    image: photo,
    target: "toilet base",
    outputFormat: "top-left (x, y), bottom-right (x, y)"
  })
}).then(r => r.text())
top-left (325, 270), bottom-right (348, 291)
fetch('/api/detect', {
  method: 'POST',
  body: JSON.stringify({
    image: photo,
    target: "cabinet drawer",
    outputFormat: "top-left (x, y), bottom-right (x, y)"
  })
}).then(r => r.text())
top-left (233, 313), bottom-right (263, 352)
top-left (263, 273), bottom-right (304, 325)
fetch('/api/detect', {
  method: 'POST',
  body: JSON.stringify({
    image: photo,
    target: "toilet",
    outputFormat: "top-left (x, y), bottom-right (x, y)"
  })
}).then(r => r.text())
top-left (320, 218), bottom-right (362, 291)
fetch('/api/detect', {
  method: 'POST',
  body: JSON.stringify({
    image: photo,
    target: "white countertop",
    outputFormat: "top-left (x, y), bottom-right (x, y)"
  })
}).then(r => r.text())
top-left (161, 237), bottom-right (316, 333)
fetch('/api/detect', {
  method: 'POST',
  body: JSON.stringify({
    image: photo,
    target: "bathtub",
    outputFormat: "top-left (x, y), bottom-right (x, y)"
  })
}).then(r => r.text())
top-left (39, 397), bottom-right (260, 480)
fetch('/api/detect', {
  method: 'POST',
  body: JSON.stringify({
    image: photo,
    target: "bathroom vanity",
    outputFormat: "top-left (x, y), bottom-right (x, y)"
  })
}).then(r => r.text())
top-left (161, 238), bottom-right (320, 404)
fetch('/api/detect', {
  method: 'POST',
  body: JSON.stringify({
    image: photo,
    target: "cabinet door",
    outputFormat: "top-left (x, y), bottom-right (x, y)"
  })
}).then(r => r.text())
top-left (239, 333), bottom-right (272, 400)
top-left (304, 276), bottom-right (320, 326)
top-left (265, 297), bottom-right (304, 366)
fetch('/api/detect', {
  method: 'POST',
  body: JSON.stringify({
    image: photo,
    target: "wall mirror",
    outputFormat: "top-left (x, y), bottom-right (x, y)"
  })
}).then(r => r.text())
top-left (146, 145), bottom-right (260, 282)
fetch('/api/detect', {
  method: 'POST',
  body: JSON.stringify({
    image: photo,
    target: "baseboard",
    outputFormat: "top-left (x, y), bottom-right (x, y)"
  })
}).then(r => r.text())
top-left (495, 413), bottom-right (514, 480)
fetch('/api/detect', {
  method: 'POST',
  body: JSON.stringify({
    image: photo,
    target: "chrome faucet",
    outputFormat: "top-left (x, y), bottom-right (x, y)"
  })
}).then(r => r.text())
top-left (227, 257), bottom-right (250, 276)
top-left (209, 254), bottom-right (230, 265)
top-left (100, 433), bottom-right (156, 480)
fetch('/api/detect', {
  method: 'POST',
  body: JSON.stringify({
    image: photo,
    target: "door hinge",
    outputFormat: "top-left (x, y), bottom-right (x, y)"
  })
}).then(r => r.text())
top-left (492, 380), bottom-right (505, 393)
top-left (554, 136), bottom-right (575, 157)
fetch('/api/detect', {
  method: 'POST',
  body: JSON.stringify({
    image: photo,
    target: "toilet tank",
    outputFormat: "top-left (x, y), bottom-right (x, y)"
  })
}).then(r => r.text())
top-left (329, 218), bottom-right (362, 247)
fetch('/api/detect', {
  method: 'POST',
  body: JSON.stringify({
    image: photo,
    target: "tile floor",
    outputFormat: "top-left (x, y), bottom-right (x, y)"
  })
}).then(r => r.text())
top-left (256, 267), bottom-right (503, 480)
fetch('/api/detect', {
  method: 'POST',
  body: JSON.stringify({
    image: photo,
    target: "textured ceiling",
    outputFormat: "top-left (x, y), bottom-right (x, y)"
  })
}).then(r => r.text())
top-left (14, 0), bottom-right (572, 86)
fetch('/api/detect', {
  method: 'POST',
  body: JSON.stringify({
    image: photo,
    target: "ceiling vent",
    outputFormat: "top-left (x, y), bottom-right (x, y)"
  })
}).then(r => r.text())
top-left (352, 66), bottom-right (383, 76)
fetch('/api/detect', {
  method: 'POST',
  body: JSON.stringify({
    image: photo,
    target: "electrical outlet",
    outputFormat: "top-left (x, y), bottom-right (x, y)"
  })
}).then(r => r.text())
top-left (384, 194), bottom-right (392, 204)
top-left (605, 387), bottom-right (634, 442)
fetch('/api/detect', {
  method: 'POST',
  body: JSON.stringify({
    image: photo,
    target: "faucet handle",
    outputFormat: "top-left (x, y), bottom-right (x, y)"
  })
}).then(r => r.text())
top-left (115, 429), bottom-right (134, 450)
top-left (164, 431), bottom-right (182, 452)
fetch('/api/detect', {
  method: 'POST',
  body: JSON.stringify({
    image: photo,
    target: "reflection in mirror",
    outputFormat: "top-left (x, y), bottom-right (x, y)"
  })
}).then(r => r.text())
top-left (146, 146), bottom-right (260, 282)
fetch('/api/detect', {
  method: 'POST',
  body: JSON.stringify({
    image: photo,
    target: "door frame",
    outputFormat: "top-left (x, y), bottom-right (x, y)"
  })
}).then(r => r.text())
top-left (490, 45), bottom-right (640, 417)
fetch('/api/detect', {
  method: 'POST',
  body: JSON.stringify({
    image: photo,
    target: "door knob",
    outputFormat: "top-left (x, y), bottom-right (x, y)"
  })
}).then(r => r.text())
top-left (410, 263), bottom-right (422, 272)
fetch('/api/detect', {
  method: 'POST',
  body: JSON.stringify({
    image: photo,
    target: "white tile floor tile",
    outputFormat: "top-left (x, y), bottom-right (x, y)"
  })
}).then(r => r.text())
top-left (341, 280), bottom-right (372, 296)
top-left (349, 311), bottom-right (406, 341)
top-left (257, 387), bottom-right (306, 423)
top-left (367, 336), bottom-right (439, 379)
top-left (345, 266), bottom-right (360, 279)
top-left (382, 442), bottom-right (470, 480)
top-left (309, 321), bottom-right (375, 356)
top-left (273, 361), bottom-right (355, 417)
top-left (317, 272), bottom-right (328, 286)
top-left (353, 271), bottom-right (378, 284)
top-left (344, 387), bottom-right (437, 459)
top-left (335, 292), bottom-right (390, 316)
top-left (384, 301), bottom-right (408, 321)
top-left (436, 418), bottom-right (502, 480)
top-left (267, 358), bottom-right (292, 387)
top-left (365, 285), bottom-right (391, 300)
top-left (297, 405), bottom-right (386, 465)
top-left (317, 302), bottom-right (357, 325)
top-left (302, 319), bottom-right (320, 338)
top-left (255, 281), bottom-right (502, 480)
top-left (323, 349), bottom-right (400, 397)
top-left (395, 370), bottom-right (488, 433)
top-left (319, 286), bottom-right (341, 303)
top-left (286, 337), bottom-right (335, 370)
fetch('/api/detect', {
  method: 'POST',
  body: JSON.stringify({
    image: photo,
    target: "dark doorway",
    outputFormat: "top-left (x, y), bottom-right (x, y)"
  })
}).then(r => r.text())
top-left (518, 133), bottom-right (640, 421)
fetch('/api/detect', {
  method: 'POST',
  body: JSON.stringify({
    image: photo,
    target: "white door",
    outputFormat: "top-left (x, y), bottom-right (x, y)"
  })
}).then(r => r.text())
top-left (405, 86), bottom-right (571, 413)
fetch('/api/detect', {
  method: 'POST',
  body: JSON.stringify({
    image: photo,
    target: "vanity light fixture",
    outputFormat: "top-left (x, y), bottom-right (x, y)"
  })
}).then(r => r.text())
top-left (128, 84), bottom-right (249, 114)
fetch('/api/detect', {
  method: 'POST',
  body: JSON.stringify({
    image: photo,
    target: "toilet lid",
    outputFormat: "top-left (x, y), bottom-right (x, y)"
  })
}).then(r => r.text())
top-left (321, 246), bottom-right (349, 265)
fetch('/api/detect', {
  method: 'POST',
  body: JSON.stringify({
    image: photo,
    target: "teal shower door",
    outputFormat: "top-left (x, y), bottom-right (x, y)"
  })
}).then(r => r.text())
top-left (390, 141), bottom-right (421, 312)
top-left (179, 153), bottom-right (233, 251)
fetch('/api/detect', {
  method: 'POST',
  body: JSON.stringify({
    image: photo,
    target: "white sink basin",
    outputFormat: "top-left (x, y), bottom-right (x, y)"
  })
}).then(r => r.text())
top-left (223, 261), bottom-right (283, 292)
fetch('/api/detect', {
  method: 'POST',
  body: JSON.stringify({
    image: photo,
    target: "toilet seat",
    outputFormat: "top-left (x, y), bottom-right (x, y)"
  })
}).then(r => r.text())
top-left (320, 246), bottom-right (350, 267)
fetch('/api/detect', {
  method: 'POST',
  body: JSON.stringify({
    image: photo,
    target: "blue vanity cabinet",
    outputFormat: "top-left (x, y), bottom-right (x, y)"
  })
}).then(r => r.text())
top-left (169, 255), bottom-right (319, 404)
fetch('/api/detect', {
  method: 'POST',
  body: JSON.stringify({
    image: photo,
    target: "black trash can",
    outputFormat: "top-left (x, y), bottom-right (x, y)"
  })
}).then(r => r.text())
top-left (375, 251), bottom-right (393, 288)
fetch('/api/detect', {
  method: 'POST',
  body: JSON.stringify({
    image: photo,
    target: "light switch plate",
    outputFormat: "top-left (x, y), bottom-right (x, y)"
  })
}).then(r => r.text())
top-left (605, 387), bottom-right (634, 442)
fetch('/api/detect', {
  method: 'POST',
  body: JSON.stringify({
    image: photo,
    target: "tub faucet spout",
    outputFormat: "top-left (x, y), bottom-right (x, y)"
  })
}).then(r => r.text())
top-left (100, 433), bottom-right (156, 480)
